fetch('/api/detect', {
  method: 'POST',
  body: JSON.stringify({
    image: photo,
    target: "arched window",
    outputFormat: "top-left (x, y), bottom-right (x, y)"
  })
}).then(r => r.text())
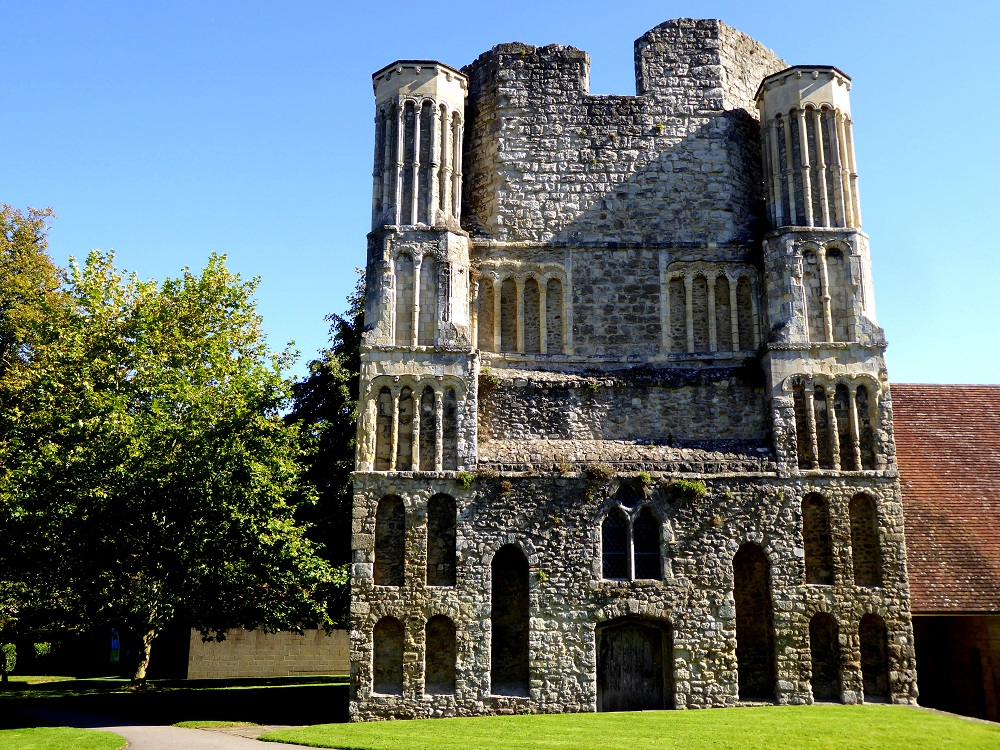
top-left (418, 254), bottom-right (437, 346)
top-left (374, 495), bottom-right (405, 587)
top-left (734, 543), bottom-right (775, 701)
top-left (395, 387), bottom-right (414, 471)
top-left (373, 616), bottom-right (404, 694)
top-left (792, 381), bottom-right (813, 469)
top-left (418, 386), bottom-right (436, 472)
top-left (375, 387), bottom-right (393, 471)
top-left (477, 278), bottom-right (495, 352)
top-left (809, 613), bottom-right (840, 702)
top-left (523, 277), bottom-right (541, 353)
top-left (426, 494), bottom-right (456, 587)
top-left (736, 276), bottom-right (756, 350)
top-left (545, 278), bottom-right (564, 353)
top-left (395, 253), bottom-right (415, 346)
top-left (802, 493), bottom-right (834, 585)
top-left (443, 388), bottom-right (459, 471)
top-left (813, 385), bottom-right (833, 469)
top-left (425, 615), bottom-right (456, 695)
top-left (491, 544), bottom-right (529, 696)
top-left (632, 507), bottom-right (661, 580)
top-left (849, 494), bottom-right (882, 586)
top-left (668, 277), bottom-right (686, 352)
top-left (601, 509), bottom-right (629, 580)
top-left (859, 614), bottom-right (889, 702)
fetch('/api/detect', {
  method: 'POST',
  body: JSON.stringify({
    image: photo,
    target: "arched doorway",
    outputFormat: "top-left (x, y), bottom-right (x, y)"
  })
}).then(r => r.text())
top-left (596, 617), bottom-right (672, 712)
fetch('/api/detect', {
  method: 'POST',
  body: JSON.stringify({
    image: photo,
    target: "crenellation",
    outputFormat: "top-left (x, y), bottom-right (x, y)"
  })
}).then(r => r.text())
top-left (352, 18), bottom-right (916, 721)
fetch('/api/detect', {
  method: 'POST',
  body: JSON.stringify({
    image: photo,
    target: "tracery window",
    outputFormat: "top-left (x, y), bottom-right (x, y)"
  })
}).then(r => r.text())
top-left (600, 487), bottom-right (662, 581)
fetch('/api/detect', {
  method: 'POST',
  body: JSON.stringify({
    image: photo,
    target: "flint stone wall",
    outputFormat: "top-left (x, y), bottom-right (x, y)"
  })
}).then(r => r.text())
top-left (349, 472), bottom-right (918, 719)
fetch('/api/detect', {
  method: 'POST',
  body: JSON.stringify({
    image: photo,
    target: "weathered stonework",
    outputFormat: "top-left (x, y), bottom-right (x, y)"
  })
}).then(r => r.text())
top-left (351, 18), bottom-right (918, 720)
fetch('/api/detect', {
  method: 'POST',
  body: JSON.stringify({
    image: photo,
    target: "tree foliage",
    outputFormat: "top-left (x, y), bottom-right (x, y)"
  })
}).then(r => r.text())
top-left (0, 230), bottom-right (335, 684)
top-left (290, 270), bottom-right (364, 570)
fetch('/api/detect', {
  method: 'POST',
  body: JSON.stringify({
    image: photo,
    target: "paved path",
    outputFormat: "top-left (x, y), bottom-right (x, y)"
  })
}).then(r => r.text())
top-left (22, 710), bottom-right (312, 749)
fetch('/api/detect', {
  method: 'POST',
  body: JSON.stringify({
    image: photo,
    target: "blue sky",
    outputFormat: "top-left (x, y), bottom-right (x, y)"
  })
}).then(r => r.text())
top-left (6, 1), bottom-right (998, 383)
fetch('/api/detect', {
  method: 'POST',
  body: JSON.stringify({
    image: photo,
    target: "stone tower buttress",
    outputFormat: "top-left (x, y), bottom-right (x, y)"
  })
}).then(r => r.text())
top-left (756, 66), bottom-right (892, 473)
top-left (354, 60), bottom-right (477, 474)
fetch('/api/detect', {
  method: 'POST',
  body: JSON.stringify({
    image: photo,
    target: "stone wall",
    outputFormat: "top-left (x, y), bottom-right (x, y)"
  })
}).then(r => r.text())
top-left (462, 20), bottom-right (785, 246)
top-left (187, 629), bottom-right (349, 680)
top-left (349, 472), bottom-right (917, 719)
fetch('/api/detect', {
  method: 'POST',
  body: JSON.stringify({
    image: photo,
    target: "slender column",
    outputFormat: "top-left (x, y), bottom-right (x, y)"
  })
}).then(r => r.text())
top-left (434, 389), bottom-right (444, 471)
top-left (845, 118), bottom-right (862, 227)
top-left (393, 104), bottom-right (405, 226)
top-left (804, 386), bottom-right (819, 469)
top-left (836, 112), bottom-right (854, 228)
top-left (812, 109), bottom-right (830, 227)
top-left (412, 387), bottom-right (421, 471)
top-left (781, 114), bottom-right (797, 224)
top-left (707, 276), bottom-right (718, 352)
top-left (538, 280), bottom-right (548, 354)
top-left (515, 277), bottom-right (525, 353)
top-left (412, 258), bottom-right (421, 348)
top-left (769, 119), bottom-right (785, 226)
top-left (441, 109), bottom-right (452, 220)
top-left (684, 275), bottom-right (695, 353)
top-left (452, 121), bottom-right (463, 219)
top-left (818, 251), bottom-right (834, 343)
top-left (797, 109), bottom-right (814, 227)
top-left (728, 277), bottom-right (740, 352)
top-left (492, 275), bottom-right (502, 353)
top-left (429, 104), bottom-right (441, 225)
top-left (828, 390), bottom-right (841, 472)
top-left (389, 391), bottom-right (400, 472)
top-left (372, 114), bottom-right (382, 226)
top-left (411, 104), bottom-right (422, 225)
top-left (848, 384), bottom-right (863, 471)
top-left (828, 110), bottom-right (847, 227)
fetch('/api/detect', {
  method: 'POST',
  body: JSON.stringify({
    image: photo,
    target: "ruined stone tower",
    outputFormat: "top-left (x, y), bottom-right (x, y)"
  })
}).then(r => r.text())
top-left (350, 19), bottom-right (918, 719)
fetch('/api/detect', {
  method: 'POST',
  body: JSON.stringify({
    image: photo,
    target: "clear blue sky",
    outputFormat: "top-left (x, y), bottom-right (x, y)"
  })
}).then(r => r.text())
top-left (6, 1), bottom-right (997, 383)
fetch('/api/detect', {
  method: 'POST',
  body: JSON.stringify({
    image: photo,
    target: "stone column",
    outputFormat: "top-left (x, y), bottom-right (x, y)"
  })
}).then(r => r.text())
top-left (836, 111), bottom-right (854, 228)
top-left (845, 117), bottom-right (862, 227)
top-left (429, 104), bottom-right (441, 224)
top-left (848, 383), bottom-right (863, 471)
top-left (394, 104), bottom-right (405, 226)
top-left (412, 258), bottom-right (421, 348)
top-left (441, 109), bottom-right (452, 222)
top-left (797, 109), bottom-right (814, 227)
top-left (434, 389), bottom-right (444, 471)
top-left (389, 390), bottom-right (400, 472)
top-left (452, 120), bottom-right (463, 219)
top-left (412, 387), bottom-right (421, 471)
top-left (828, 111), bottom-right (847, 227)
top-left (805, 386), bottom-right (819, 469)
top-left (828, 388), bottom-right (841, 471)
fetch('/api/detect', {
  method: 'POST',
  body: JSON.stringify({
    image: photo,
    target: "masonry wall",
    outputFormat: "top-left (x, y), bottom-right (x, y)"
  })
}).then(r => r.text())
top-left (349, 473), bottom-right (917, 719)
top-left (462, 20), bottom-right (785, 246)
top-left (187, 629), bottom-right (350, 680)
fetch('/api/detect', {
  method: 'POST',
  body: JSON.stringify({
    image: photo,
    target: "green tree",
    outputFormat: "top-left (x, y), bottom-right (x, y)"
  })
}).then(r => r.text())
top-left (290, 270), bottom-right (364, 573)
top-left (0, 250), bottom-right (335, 685)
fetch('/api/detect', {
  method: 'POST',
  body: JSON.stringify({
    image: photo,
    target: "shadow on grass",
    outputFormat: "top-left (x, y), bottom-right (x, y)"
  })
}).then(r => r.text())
top-left (0, 675), bottom-right (350, 729)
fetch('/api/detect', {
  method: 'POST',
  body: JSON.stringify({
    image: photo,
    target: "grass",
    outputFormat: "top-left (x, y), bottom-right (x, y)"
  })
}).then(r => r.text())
top-left (261, 704), bottom-right (1000, 750)
top-left (0, 726), bottom-right (126, 749)
top-left (174, 720), bottom-right (258, 728)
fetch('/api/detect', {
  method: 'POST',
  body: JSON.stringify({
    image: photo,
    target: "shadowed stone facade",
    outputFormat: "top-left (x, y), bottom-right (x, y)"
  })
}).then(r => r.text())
top-left (350, 18), bottom-right (918, 720)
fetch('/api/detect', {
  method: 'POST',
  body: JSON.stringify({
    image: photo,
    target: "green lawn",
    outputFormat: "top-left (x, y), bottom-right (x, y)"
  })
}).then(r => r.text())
top-left (0, 726), bottom-right (126, 750)
top-left (261, 705), bottom-right (1000, 750)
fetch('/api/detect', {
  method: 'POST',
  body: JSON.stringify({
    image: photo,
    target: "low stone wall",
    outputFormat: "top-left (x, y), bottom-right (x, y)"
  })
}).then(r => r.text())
top-left (187, 628), bottom-right (349, 679)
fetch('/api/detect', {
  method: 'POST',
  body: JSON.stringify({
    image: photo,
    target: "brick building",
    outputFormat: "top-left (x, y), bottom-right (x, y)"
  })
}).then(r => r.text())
top-left (348, 19), bottom-right (922, 719)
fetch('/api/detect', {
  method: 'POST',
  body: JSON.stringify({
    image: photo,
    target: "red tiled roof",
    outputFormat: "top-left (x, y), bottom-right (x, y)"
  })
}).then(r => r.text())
top-left (892, 384), bottom-right (1000, 614)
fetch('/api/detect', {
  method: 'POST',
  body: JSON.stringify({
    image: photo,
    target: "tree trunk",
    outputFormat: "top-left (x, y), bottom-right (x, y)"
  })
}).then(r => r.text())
top-left (130, 627), bottom-right (157, 689)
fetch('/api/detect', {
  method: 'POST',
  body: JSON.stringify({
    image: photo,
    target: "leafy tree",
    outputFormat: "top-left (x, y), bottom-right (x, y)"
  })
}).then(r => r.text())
top-left (0, 250), bottom-right (335, 685)
top-left (290, 270), bottom-right (364, 570)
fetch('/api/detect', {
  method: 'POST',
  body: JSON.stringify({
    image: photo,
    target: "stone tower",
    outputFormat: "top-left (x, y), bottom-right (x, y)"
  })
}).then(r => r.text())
top-left (350, 20), bottom-right (917, 721)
